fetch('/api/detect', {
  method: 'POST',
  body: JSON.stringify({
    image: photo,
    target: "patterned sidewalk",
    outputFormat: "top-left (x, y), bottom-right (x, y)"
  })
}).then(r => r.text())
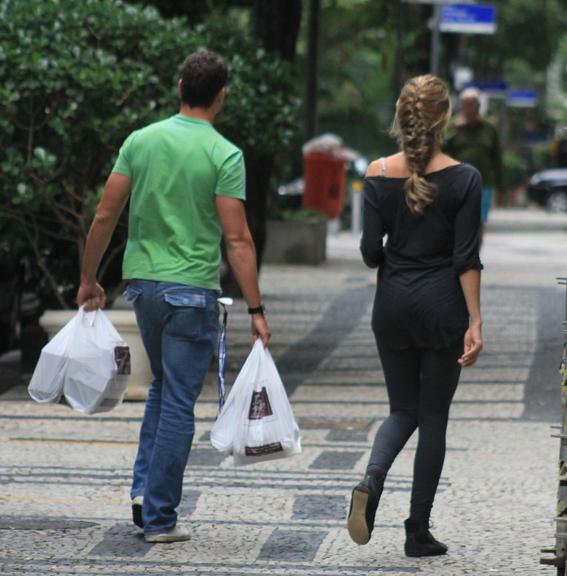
top-left (0, 214), bottom-right (565, 575)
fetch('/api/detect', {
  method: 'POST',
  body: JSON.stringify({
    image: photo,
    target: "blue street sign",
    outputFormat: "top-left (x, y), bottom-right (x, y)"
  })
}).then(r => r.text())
top-left (440, 4), bottom-right (497, 35)
top-left (506, 90), bottom-right (538, 108)
top-left (478, 81), bottom-right (508, 95)
top-left (463, 81), bottom-right (508, 95)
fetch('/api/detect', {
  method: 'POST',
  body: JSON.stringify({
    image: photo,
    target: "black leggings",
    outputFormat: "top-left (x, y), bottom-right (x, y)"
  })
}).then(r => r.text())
top-left (367, 341), bottom-right (462, 521)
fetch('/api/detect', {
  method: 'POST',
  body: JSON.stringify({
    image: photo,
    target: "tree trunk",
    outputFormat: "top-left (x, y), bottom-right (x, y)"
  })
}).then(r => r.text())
top-left (244, 149), bottom-right (273, 269)
top-left (222, 1), bottom-right (303, 294)
top-left (254, 0), bottom-right (302, 62)
top-left (304, 0), bottom-right (320, 140)
top-left (244, 0), bottom-right (302, 267)
top-left (406, 4), bottom-right (431, 76)
top-left (393, 0), bottom-right (405, 107)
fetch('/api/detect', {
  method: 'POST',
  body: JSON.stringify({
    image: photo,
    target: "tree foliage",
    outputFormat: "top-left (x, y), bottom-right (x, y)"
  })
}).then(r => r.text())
top-left (0, 0), bottom-right (299, 308)
top-left (313, 0), bottom-right (397, 157)
top-left (472, 0), bottom-right (567, 76)
top-left (307, 0), bottom-right (567, 160)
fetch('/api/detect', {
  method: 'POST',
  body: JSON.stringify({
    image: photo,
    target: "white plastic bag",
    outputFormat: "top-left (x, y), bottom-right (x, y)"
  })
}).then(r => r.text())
top-left (28, 313), bottom-right (79, 403)
top-left (28, 308), bottom-right (130, 414)
top-left (63, 308), bottom-right (130, 414)
top-left (211, 339), bottom-right (301, 466)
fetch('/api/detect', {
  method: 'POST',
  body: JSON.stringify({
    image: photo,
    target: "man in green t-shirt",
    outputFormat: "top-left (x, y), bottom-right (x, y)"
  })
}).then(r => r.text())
top-left (77, 51), bottom-right (271, 542)
top-left (446, 88), bottom-right (503, 241)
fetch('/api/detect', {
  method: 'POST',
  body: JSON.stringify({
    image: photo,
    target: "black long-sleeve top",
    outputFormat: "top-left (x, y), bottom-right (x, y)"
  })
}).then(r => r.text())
top-left (360, 163), bottom-right (483, 350)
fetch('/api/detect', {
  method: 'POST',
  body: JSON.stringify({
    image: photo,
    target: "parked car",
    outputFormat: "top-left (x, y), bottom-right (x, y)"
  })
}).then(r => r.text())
top-left (276, 178), bottom-right (304, 210)
top-left (527, 168), bottom-right (567, 213)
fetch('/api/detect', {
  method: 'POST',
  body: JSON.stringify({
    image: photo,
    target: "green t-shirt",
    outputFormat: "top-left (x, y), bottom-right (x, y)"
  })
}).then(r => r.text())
top-left (112, 114), bottom-right (246, 290)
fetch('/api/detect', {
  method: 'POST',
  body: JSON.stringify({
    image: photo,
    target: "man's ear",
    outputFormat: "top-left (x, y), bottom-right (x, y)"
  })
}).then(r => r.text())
top-left (216, 87), bottom-right (226, 109)
top-left (177, 79), bottom-right (183, 98)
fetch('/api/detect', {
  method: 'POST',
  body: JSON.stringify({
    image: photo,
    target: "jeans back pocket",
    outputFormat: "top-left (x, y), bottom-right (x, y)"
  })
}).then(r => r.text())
top-left (123, 285), bottom-right (143, 303)
top-left (164, 291), bottom-right (207, 340)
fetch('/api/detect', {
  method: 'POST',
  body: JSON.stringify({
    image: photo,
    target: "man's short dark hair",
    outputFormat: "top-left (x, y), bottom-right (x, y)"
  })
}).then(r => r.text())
top-left (180, 50), bottom-right (228, 109)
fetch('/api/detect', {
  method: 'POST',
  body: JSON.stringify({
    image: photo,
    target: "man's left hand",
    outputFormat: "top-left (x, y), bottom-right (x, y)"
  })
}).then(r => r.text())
top-left (76, 282), bottom-right (106, 311)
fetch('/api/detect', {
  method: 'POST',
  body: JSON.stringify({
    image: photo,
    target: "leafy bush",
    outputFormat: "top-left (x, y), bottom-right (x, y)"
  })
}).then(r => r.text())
top-left (197, 17), bottom-right (300, 156)
top-left (0, 0), bottom-right (299, 308)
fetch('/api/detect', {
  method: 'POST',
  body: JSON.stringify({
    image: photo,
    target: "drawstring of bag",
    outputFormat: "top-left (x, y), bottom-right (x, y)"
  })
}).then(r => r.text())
top-left (217, 297), bottom-right (233, 410)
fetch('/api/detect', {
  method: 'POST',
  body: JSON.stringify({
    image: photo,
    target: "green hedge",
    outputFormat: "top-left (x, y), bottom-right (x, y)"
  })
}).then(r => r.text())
top-left (0, 0), bottom-right (299, 308)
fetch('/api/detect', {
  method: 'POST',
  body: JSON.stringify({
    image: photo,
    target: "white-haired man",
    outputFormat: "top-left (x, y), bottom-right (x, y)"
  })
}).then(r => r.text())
top-left (446, 88), bottom-right (503, 241)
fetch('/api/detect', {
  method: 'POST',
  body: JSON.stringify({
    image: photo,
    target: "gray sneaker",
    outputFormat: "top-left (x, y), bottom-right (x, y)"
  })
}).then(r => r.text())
top-left (144, 525), bottom-right (191, 543)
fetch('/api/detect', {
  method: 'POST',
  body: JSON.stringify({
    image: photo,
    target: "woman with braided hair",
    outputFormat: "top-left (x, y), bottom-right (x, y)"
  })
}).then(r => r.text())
top-left (347, 75), bottom-right (483, 556)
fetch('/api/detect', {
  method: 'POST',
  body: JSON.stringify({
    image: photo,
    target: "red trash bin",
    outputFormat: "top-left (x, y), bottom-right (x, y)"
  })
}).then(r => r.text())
top-left (302, 152), bottom-right (347, 219)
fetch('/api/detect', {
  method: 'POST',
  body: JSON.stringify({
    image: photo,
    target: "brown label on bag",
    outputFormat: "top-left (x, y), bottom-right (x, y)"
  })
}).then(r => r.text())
top-left (245, 442), bottom-right (283, 456)
top-left (114, 346), bottom-right (131, 375)
top-left (248, 387), bottom-right (273, 420)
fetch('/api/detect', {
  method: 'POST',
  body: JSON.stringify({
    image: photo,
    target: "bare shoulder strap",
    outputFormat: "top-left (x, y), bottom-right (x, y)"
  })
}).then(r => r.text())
top-left (380, 157), bottom-right (387, 176)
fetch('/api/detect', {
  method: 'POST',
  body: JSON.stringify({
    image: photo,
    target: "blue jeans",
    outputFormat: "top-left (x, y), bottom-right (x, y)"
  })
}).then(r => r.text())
top-left (123, 279), bottom-right (219, 535)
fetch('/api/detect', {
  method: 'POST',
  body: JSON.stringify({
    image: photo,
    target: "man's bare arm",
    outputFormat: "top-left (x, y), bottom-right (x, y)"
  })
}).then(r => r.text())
top-left (77, 173), bottom-right (131, 310)
top-left (216, 195), bottom-right (271, 346)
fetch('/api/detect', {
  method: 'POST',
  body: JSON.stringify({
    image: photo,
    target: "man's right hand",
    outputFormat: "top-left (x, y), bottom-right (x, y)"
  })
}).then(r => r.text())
top-left (252, 314), bottom-right (271, 347)
top-left (76, 281), bottom-right (106, 311)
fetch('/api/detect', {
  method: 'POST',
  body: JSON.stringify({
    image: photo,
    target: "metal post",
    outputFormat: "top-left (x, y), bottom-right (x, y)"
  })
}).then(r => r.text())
top-left (542, 277), bottom-right (567, 573)
top-left (558, 278), bottom-right (567, 575)
top-left (430, 4), bottom-right (441, 75)
top-left (351, 183), bottom-right (362, 236)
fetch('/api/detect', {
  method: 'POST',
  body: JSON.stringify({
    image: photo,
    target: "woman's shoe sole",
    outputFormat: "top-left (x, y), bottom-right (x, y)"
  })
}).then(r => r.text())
top-left (405, 547), bottom-right (447, 557)
top-left (347, 487), bottom-right (371, 545)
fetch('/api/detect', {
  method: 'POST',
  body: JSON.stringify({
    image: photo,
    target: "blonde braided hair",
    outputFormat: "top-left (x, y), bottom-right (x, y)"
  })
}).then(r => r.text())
top-left (391, 75), bottom-right (452, 215)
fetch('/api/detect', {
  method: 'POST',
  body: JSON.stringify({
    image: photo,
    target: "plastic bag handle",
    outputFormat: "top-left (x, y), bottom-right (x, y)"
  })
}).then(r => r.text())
top-left (252, 339), bottom-right (268, 391)
top-left (77, 305), bottom-right (97, 327)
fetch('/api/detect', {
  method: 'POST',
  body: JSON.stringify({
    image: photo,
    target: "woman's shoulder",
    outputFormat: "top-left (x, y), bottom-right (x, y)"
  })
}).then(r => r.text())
top-left (437, 163), bottom-right (482, 207)
top-left (366, 153), bottom-right (478, 179)
top-left (366, 159), bottom-right (384, 178)
top-left (366, 153), bottom-right (406, 178)
top-left (444, 162), bottom-right (482, 187)
top-left (363, 177), bottom-right (399, 211)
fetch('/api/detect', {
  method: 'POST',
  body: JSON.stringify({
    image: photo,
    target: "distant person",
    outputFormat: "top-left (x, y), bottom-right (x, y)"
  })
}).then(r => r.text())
top-left (77, 50), bottom-right (271, 543)
top-left (446, 87), bottom-right (503, 241)
top-left (347, 75), bottom-right (483, 557)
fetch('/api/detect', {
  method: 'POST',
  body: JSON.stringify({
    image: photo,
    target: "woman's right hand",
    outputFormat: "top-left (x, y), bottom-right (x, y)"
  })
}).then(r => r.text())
top-left (459, 323), bottom-right (483, 367)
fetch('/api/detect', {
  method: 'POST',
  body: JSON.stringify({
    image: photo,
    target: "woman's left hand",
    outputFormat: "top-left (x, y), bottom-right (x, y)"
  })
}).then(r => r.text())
top-left (459, 323), bottom-right (482, 367)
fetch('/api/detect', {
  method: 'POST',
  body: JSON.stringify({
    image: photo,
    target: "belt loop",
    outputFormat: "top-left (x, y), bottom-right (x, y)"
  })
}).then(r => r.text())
top-left (217, 297), bottom-right (233, 410)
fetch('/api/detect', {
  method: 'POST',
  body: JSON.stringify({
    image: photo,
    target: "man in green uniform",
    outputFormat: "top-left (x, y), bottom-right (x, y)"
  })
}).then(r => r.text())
top-left (446, 87), bottom-right (503, 241)
top-left (77, 50), bottom-right (271, 542)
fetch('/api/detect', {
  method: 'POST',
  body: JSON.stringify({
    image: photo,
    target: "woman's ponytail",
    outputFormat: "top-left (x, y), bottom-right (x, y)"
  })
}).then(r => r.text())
top-left (391, 75), bottom-right (452, 216)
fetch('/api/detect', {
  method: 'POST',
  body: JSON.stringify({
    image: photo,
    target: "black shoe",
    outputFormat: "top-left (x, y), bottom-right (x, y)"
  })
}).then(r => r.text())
top-left (132, 496), bottom-right (143, 529)
top-left (404, 518), bottom-right (448, 557)
top-left (347, 475), bottom-right (384, 545)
